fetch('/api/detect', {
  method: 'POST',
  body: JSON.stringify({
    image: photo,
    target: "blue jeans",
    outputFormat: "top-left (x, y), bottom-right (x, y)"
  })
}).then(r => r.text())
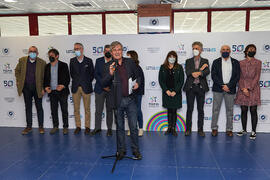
top-left (117, 97), bottom-right (139, 153)
top-left (136, 95), bottom-right (143, 129)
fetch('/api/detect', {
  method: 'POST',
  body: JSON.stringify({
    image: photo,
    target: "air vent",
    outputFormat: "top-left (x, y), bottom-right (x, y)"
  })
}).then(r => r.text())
top-left (160, 0), bottom-right (181, 4)
top-left (71, 2), bottom-right (92, 7)
top-left (0, 5), bottom-right (10, 9)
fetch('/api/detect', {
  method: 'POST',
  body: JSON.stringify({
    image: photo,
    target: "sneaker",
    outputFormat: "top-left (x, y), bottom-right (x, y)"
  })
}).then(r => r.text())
top-left (74, 127), bottom-right (81, 134)
top-left (138, 129), bottom-right (144, 136)
top-left (63, 128), bottom-right (68, 135)
top-left (250, 131), bottom-right (256, 140)
top-left (237, 130), bottom-right (247, 136)
top-left (22, 127), bottom-right (32, 135)
top-left (50, 127), bottom-right (59, 134)
top-left (127, 130), bottom-right (130, 136)
top-left (84, 127), bottom-right (90, 135)
top-left (133, 151), bottom-right (142, 160)
top-left (39, 127), bottom-right (45, 134)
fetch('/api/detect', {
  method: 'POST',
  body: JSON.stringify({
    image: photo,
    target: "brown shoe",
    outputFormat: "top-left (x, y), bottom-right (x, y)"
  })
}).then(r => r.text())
top-left (63, 128), bottom-right (68, 135)
top-left (39, 127), bottom-right (45, 134)
top-left (50, 127), bottom-right (59, 134)
top-left (212, 129), bottom-right (218, 137)
top-left (74, 127), bottom-right (81, 134)
top-left (84, 127), bottom-right (90, 135)
top-left (226, 131), bottom-right (233, 137)
top-left (22, 127), bottom-right (32, 135)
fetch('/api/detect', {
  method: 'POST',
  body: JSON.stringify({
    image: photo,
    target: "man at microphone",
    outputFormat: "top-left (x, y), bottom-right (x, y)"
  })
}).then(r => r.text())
top-left (102, 41), bottom-right (142, 160)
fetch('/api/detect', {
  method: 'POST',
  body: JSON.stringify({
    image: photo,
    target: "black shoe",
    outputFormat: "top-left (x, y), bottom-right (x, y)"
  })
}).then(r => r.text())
top-left (84, 127), bottom-right (90, 135)
top-left (107, 129), bottom-right (112, 136)
top-left (117, 151), bottom-right (126, 160)
top-left (91, 129), bottom-right (101, 135)
top-left (74, 127), bottom-right (81, 134)
top-left (185, 130), bottom-right (191, 136)
top-left (133, 151), bottom-right (142, 160)
top-left (172, 129), bottom-right (178, 137)
top-left (165, 126), bottom-right (172, 135)
top-left (198, 130), bottom-right (205, 137)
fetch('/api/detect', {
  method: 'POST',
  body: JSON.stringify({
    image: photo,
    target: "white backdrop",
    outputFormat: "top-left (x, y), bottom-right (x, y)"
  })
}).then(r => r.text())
top-left (1, 31), bottom-right (270, 132)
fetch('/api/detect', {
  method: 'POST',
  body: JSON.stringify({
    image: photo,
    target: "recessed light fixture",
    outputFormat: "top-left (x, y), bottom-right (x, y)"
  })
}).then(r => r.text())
top-left (4, 0), bottom-right (17, 2)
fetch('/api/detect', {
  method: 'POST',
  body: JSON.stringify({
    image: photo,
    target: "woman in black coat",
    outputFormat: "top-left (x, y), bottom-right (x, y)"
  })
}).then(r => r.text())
top-left (158, 51), bottom-right (184, 136)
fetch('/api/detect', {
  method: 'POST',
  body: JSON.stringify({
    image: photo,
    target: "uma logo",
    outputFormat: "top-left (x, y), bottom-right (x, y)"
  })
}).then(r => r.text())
top-left (205, 98), bottom-right (213, 105)
top-left (263, 44), bottom-right (270, 52)
top-left (2, 48), bottom-right (10, 55)
top-left (259, 114), bottom-right (267, 121)
top-left (234, 114), bottom-right (241, 122)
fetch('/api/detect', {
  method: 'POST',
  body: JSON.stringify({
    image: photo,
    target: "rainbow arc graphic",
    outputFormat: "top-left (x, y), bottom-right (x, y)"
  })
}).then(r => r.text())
top-left (146, 110), bottom-right (186, 132)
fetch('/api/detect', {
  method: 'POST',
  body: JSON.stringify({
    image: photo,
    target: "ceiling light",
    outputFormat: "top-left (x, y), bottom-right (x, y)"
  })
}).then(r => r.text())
top-left (4, 0), bottom-right (17, 2)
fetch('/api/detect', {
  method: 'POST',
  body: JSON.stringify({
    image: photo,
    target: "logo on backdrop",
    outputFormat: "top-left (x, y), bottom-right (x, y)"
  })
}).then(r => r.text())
top-left (7, 111), bottom-right (15, 119)
top-left (260, 80), bottom-right (270, 89)
top-left (92, 46), bottom-right (128, 56)
top-left (4, 97), bottom-right (15, 103)
top-left (177, 43), bottom-right (187, 56)
top-left (259, 114), bottom-right (268, 122)
top-left (146, 110), bottom-right (186, 131)
top-left (233, 114), bottom-right (241, 122)
top-left (261, 99), bottom-right (270, 106)
top-left (1, 48), bottom-right (10, 56)
top-left (262, 61), bottom-right (270, 73)
top-left (66, 49), bottom-right (75, 54)
top-left (145, 65), bottom-right (160, 71)
top-left (231, 44), bottom-right (245, 54)
top-left (2, 63), bottom-right (13, 74)
top-left (204, 116), bottom-right (212, 121)
top-left (22, 49), bottom-right (28, 55)
top-left (203, 47), bottom-right (216, 52)
top-left (147, 80), bottom-right (159, 90)
top-left (149, 18), bottom-right (159, 26)
top-left (146, 47), bottom-right (160, 53)
top-left (3, 80), bottom-right (14, 88)
top-left (148, 96), bottom-right (159, 108)
top-left (263, 44), bottom-right (270, 53)
top-left (205, 97), bottom-right (213, 105)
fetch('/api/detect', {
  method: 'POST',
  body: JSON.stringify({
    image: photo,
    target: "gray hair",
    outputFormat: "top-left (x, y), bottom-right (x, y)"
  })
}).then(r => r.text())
top-left (110, 41), bottom-right (123, 51)
top-left (74, 42), bottom-right (84, 49)
top-left (192, 41), bottom-right (203, 49)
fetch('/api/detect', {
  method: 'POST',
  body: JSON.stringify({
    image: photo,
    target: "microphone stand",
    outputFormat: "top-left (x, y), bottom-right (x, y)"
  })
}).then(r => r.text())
top-left (101, 59), bottom-right (137, 173)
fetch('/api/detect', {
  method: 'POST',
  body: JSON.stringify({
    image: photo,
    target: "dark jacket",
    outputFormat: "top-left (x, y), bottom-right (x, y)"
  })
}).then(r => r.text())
top-left (183, 57), bottom-right (210, 92)
top-left (102, 57), bottom-right (141, 107)
top-left (135, 65), bottom-right (145, 95)
top-left (44, 60), bottom-right (70, 95)
top-left (158, 64), bottom-right (184, 109)
top-left (211, 57), bottom-right (240, 94)
top-left (69, 56), bottom-right (94, 94)
top-left (94, 56), bottom-right (111, 94)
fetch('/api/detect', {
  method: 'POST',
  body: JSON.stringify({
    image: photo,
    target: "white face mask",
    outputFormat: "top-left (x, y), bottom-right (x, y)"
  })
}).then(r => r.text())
top-left (193, 49), bottom-right (200, 57)
top-left (168, 57), bottom-right (176, 64)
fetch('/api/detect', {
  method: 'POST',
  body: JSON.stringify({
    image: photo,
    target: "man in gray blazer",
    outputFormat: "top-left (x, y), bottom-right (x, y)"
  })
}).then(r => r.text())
top-left (102, 41), bottom-right (142, 160)
top-left (183, 41), bottom-right (210, 137)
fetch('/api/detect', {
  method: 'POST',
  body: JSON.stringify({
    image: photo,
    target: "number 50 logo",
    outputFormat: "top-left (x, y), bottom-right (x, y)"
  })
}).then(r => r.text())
top-left (232, 45), bottom-right (245, 52)
top-left (3, 80), bottom-right (14, 88)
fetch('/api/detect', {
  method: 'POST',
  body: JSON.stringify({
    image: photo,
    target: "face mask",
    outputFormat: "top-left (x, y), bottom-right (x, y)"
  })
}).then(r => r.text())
top-left (105, 52), bottom-right (112, 58)
top-left (75, 51), bottom-right (81, 57)
top-left (248, 51), bottom-right (256, 58)
top-left (168, 57), bottom-right (176, 64)
top-left (222, 52), bottom-right (230, 58)
top-left (29, 52), bottom-right (37, 59)
top-left (49, 56), bottom-right (55, 63)
top-left (193, 49), bottom-right (200, 57)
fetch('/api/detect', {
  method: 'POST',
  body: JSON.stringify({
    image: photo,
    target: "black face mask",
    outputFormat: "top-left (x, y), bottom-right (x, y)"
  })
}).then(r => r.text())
top-left (247, 51), bottom-right (256, 58)
top-left (105, 52), bottom-right (111, 58)
top-left (49, 56), bottom-right (55, 62)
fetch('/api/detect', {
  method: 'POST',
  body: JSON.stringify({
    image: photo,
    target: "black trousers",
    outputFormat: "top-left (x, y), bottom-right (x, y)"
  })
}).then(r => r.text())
top-left (49, 91), bottom-right (69, 128)
top-left (22, 84), bottom-right (44, 128)
top-left (241, 105), bottom-right (258, 132)
top-left (167, 108), bottom-right (177, 129)
top-left (186, 84), bottom-right (205, 131)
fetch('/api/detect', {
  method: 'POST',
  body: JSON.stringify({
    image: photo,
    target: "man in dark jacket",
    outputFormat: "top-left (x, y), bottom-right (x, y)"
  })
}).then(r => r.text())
top-left (103, 41), bottom-right (142, 160)
top-left (92, 45), bottom-right (114, 136)
top-left (183, 41), bottom-right (210, 137)
top-left (70, 43), bottom-right (94, 135)
top-left (44, 48), bottom-right (70, 135)
top-left (211, 45), bottom-right (240, 137)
